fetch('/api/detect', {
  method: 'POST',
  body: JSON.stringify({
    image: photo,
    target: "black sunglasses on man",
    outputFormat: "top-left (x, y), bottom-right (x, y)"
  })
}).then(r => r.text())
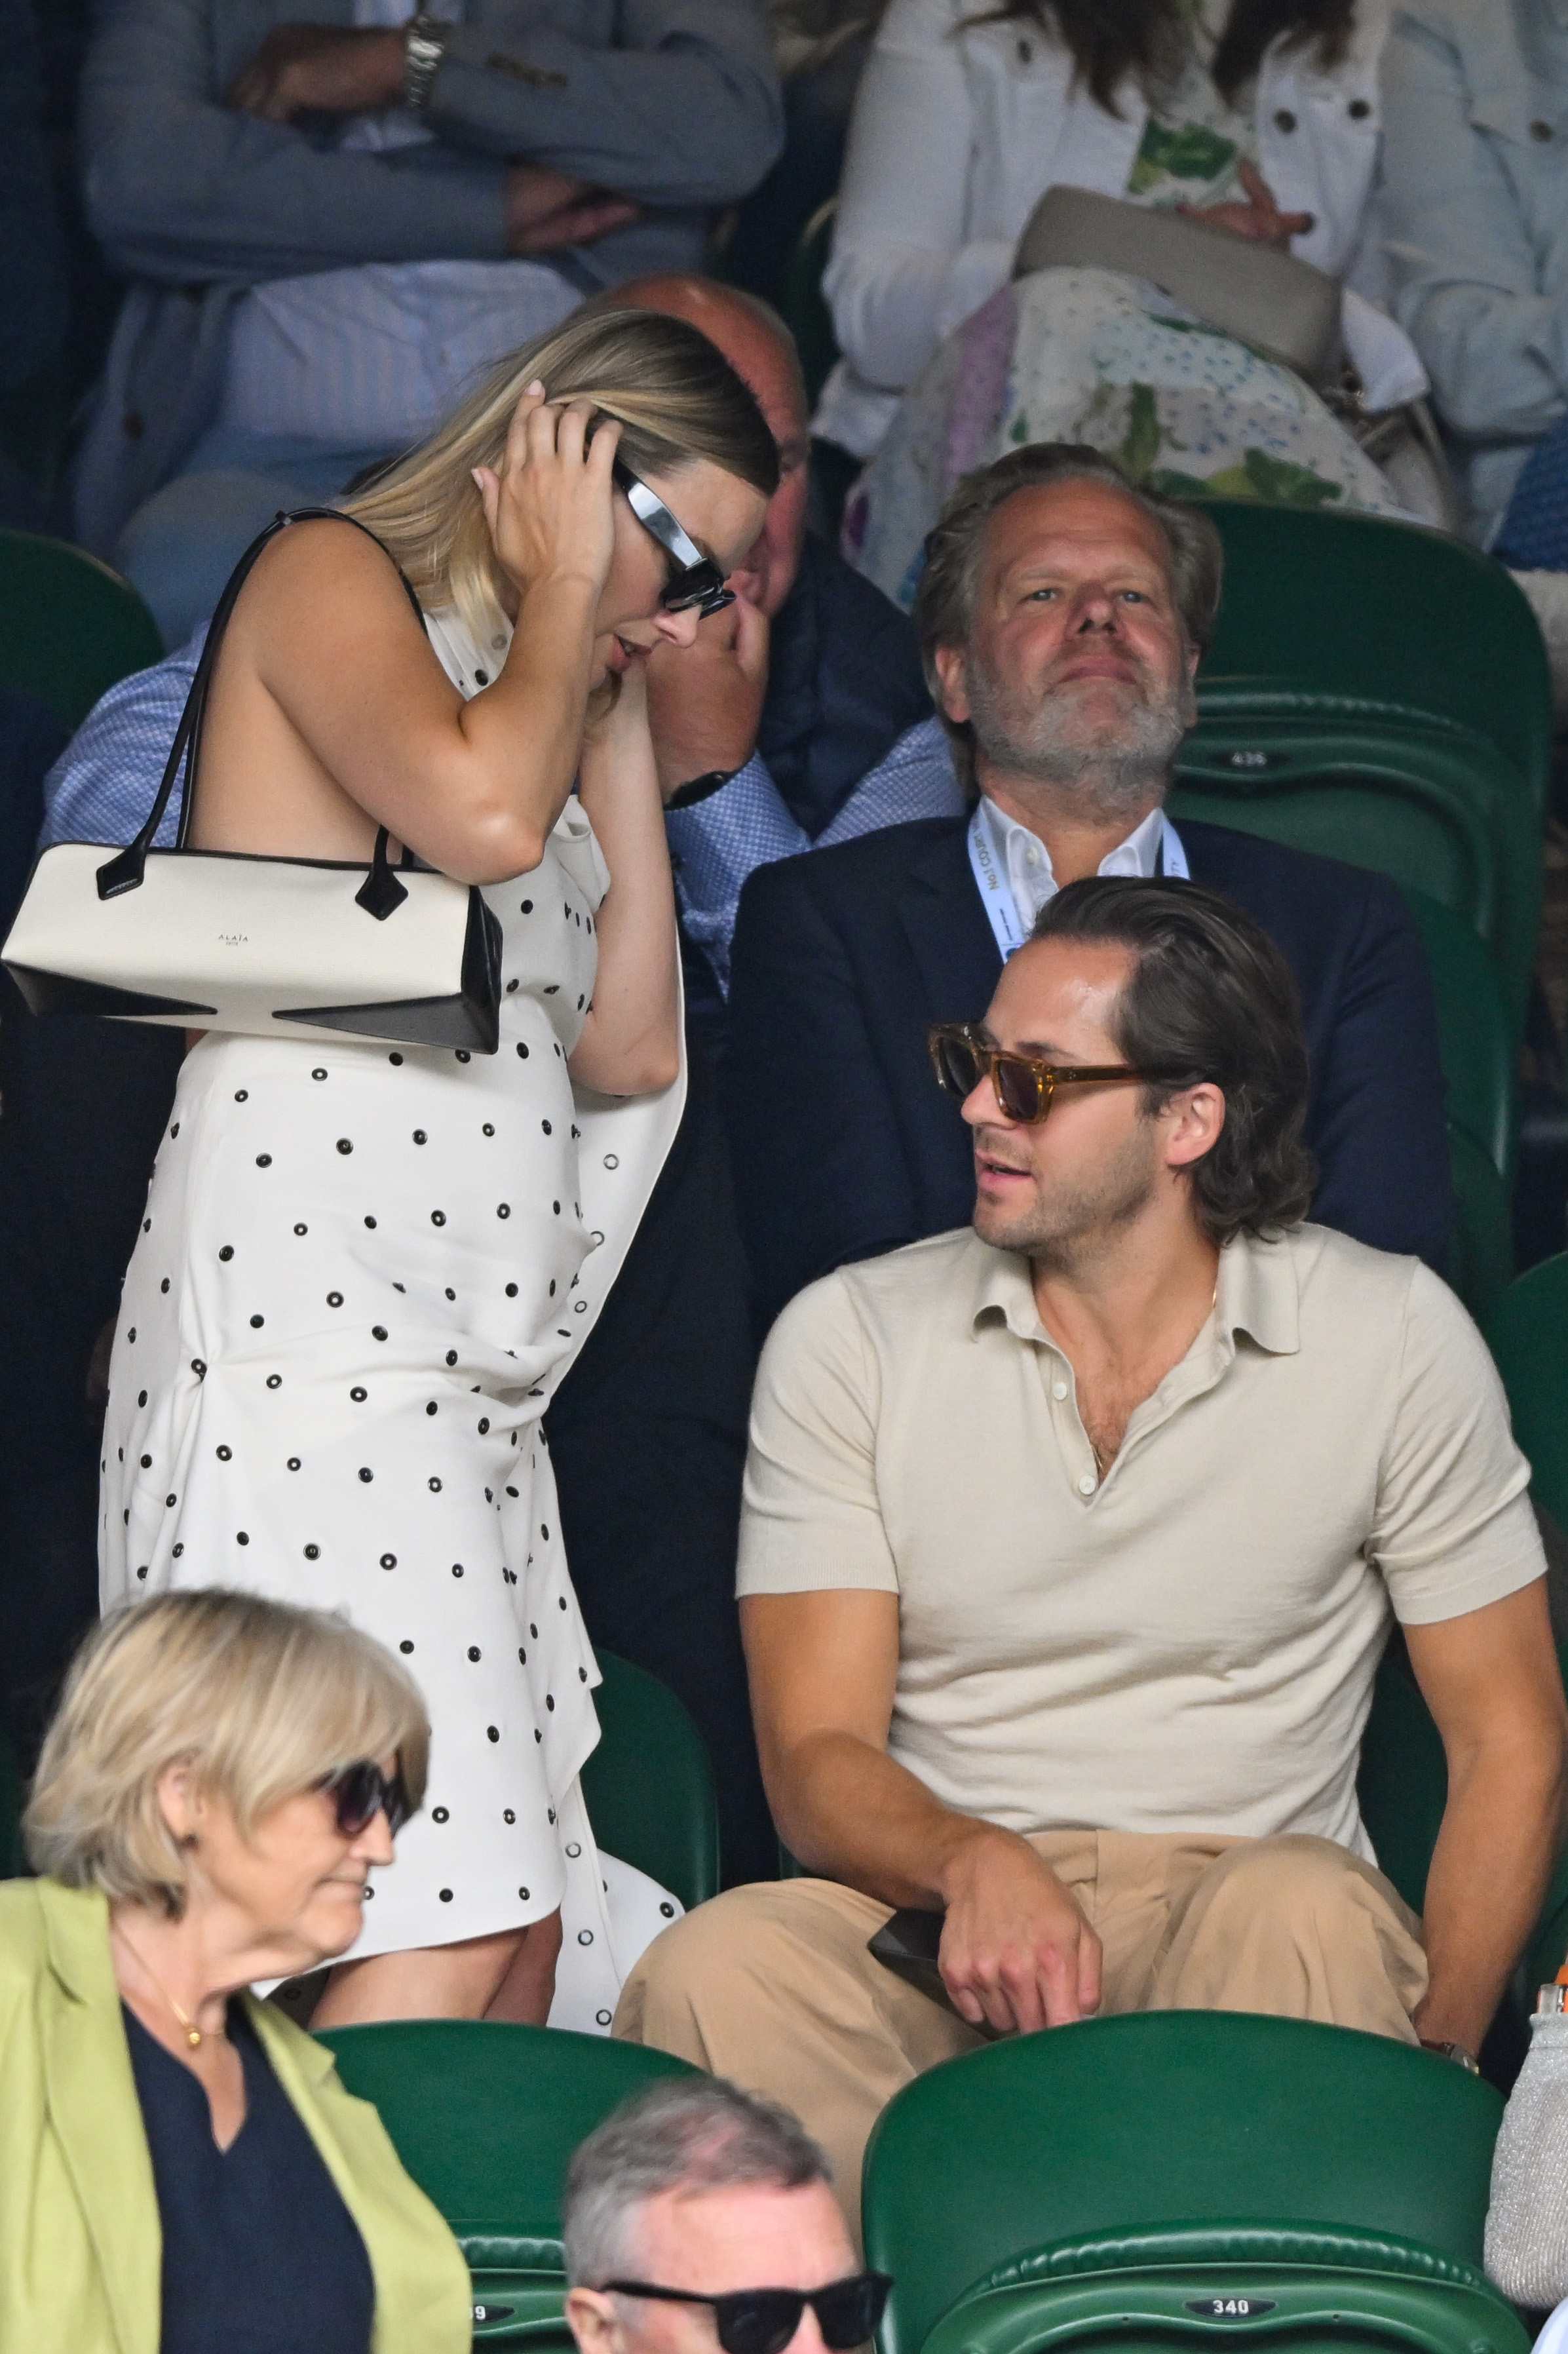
top-left (602, 2271), bottom-right (892, 2354)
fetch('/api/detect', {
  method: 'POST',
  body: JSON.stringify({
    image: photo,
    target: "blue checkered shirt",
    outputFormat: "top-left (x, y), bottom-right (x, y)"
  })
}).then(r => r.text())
top-left (41, 652), bottom-right (964, 994)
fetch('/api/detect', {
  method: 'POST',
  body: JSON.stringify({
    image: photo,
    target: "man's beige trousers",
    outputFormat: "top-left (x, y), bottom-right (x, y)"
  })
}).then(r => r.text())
top-left (615, 1832), bottom-right (1427, 2226)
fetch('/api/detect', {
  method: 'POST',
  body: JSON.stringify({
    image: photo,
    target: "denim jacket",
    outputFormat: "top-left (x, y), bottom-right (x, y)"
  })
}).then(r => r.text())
top-left (1381, 0), bottom-right (1568, 541)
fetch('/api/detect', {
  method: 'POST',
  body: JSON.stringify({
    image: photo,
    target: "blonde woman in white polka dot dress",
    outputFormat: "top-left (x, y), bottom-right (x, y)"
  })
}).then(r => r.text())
top-left (99, 312), bottom-right (776, 2028)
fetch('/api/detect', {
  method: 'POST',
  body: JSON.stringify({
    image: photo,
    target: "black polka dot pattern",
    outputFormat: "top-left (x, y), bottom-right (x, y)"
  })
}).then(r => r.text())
top-left (98, 684), bottom-right (664, 2025)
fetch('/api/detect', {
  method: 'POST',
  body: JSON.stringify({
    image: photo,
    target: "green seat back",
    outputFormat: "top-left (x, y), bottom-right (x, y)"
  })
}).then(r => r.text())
top-left (915, 2223), bottom-right (1527, 2354)
top-left (1444, 1121), bottom-right (1514, 1323)
top-left (1168, 742), bottom-right (1540, 1038)
top-left (861, 2012), bottom-right (1504, 2354)
top-left (0, 529), bottom-right (163, 733)
top-left (1193, 502), bottom-right (1550, 803)
top-left (581, 1649), bottom-right (719, 1913)
top-left (1484, 1256), bottom-right (1568, 1987)
top-left (1486, 1252), bottom-right (1568, 1532)
top-left (1175, 501), bottom-right (1550, 1037)
top-left (315, 2019), bottom-right (696, 2345)
top-left (1402, 889), bottom-right (1516, 1183)
top-left (782, 200), bottom-right (841, 410)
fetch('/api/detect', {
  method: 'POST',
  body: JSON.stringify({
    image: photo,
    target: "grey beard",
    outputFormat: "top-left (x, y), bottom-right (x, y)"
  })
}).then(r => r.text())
top-left (966, 665), bottom-right (1191, 827)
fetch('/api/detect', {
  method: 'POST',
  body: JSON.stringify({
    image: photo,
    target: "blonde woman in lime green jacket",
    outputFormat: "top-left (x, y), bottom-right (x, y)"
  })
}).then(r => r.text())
top-left (0, 1591), bottom-right (471, 2354)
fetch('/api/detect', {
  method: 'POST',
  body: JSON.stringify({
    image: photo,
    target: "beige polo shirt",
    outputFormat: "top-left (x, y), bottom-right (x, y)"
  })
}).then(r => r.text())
top-left (738, 1224), bottom-right (1543, 1861)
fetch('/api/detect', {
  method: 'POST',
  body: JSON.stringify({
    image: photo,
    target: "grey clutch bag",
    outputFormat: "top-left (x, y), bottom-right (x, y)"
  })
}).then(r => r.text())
top-left (1012, 184), bottom-right (1344, 389)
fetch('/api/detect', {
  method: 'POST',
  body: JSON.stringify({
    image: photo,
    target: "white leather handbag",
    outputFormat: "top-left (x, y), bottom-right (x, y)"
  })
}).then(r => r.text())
top-left (2, 509), bottom-right (503, 1054)
top-left (1013, 185), bottom-right (1345, 388)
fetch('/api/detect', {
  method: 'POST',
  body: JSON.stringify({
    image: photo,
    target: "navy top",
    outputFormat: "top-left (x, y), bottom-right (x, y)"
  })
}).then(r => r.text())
top-left (123, 1999), bottom-right (375, 2354)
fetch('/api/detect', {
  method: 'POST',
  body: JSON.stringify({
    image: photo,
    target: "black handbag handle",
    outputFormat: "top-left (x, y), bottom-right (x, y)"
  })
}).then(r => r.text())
top-left (96, 507), bottom-right (429, 920)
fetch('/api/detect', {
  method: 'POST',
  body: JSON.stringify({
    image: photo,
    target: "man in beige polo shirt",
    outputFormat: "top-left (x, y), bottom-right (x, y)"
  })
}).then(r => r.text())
top-left (617, 874), bottom-right (1568, 2218)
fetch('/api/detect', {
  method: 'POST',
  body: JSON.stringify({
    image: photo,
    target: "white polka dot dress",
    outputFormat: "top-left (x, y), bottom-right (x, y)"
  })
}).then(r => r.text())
top-left (100, 611), bottom-right (687, 2012)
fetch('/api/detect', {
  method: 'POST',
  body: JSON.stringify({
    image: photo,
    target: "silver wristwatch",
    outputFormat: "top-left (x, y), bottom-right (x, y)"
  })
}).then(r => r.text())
top-left (403, 12), bottom-right (449, 113)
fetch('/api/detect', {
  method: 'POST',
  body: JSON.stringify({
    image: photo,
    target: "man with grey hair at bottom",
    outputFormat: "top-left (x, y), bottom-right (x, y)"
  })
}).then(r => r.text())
top-left (563, 2079), bottom-right (888, 2354)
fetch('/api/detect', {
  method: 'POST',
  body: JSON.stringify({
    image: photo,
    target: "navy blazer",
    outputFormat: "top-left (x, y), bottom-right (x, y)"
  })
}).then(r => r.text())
top-left (726, 815), bottom-right (1454, 1328)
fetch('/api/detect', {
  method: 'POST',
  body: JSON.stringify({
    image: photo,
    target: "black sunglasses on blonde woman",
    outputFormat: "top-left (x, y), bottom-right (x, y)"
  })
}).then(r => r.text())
top-left (611, 456), bottom-right (736, 616)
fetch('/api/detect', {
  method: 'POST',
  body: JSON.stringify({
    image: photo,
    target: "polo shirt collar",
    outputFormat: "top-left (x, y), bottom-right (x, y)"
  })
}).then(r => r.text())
top-left (1217, 1227), bottom-right (1300, 1357)
top-left (966, 1225), bottom-right (1301, 1357)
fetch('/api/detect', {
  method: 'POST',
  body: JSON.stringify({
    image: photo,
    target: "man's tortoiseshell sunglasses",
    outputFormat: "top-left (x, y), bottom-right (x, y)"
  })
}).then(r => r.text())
top-left (928, 1021), bottom-right (1155, 1125)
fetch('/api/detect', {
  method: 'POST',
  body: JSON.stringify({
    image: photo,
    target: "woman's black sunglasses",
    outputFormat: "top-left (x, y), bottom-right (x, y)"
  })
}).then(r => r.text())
top-left (612, 456), bottom-right (736, 617)
top-left (320, 1758), bottom-right (413, 1839)
top-left (603, 2273), bottom-right (891, 2354)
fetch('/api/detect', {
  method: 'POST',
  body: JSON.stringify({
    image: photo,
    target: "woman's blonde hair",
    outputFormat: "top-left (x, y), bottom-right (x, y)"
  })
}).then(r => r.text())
top-left (342, 306), bottom-right (780, 654)
top-left (24, 1591), bottom-right (430, 1914)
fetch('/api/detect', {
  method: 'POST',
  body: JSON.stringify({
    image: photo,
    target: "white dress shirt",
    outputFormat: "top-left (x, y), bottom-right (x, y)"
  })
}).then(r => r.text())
top-left (973, 792), bottom-right (1168, 938)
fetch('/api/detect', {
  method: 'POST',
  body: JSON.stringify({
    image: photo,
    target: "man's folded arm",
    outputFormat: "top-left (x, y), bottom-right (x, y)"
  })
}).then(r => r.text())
top-left (429, 0), bottom-right (783, 204)
top-left (83, 0), bottom-right (506, 284)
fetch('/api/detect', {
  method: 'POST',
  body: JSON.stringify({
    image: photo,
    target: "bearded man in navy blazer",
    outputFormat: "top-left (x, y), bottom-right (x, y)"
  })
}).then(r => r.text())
top-left (727, 444), bottom-right (1452, 1328)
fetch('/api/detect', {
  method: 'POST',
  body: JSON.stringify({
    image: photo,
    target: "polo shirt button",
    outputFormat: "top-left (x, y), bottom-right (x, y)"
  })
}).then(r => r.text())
top-left (1532, 121), bottom-right (1554, 142)
top-left (1273, 108), bottom-right (1297, 132)
top-left (1078, 1473), bottom-right (1097, 1495)
top-left (1052, 1380), bottom-right (1069, 1400)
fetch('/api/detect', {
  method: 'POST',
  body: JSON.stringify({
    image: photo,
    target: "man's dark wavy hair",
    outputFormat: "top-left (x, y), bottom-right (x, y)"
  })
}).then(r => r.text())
top-left (1030, 876), bottom-right (1316, 1246)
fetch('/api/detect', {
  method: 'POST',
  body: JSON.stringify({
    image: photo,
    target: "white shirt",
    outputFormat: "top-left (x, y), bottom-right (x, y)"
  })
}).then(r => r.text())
top-left (974, 792), bottom-right (1168, 938)
top-left (216, 0), bottom-right (582, 451)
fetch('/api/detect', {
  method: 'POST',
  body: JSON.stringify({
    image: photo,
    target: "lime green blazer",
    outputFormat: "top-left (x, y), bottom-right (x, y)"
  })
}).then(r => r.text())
top-left (0, 1877), bottom-right (473, 2354)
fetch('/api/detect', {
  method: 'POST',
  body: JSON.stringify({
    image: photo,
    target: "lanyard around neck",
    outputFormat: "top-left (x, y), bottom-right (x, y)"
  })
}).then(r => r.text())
top-left (965, 801), bottom-right (1189, 963)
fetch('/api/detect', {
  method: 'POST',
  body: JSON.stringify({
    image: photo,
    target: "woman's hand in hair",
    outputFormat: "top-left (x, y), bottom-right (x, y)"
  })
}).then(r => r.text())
top-left (471, 387), bottom-right (622, 610)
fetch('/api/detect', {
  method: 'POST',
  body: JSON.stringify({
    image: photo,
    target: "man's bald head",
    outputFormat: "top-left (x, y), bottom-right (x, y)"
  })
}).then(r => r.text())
top-left (606, 275), bottom-right (809, 450)
top-left (584, 273), bottom-right (812, 617)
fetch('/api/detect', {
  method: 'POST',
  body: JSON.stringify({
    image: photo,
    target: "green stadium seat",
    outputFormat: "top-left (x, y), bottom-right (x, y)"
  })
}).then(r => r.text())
top-left (581, 1649), bottom-right (719, 1914)
top-left (1484, 1253), bottom-right (1568, 1987)
top-left (1486, 1251), bottom-right (1568, 1532)
top-left (1403, 889), bottom-right (1516, 1185)
top-left (1445, 1122), bottom-right (1515, 1323)
top-left (1175, 503), bottom-right (1550, 1036)
top-left (1169, 752), bottom-right (1539, 1044)
top-left (862, 2011), bottom-right (1523, 2354)
top-left (1192, 503), bottom-right (1550, 806)
top-left (0, 529), bottom-right (163, 733)
top-left (316, 2018), bottom-right (695, 2347)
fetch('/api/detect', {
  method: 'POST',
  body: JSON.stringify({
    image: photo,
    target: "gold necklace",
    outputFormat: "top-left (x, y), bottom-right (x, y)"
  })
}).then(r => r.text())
top-left (113, 1921), bottom-right (212, 2051)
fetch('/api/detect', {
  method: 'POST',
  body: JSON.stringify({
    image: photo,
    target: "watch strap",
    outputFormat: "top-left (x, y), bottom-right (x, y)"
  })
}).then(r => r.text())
top-left (403, 13), bottom-right (449, 113)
